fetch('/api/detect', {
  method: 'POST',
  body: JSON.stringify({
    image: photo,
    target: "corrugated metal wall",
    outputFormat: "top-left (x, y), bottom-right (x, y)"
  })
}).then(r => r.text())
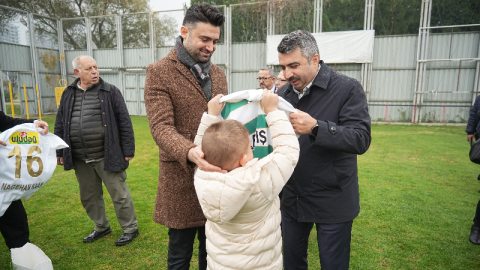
top-left (1, 32), bottom-right (479, 122)
top-left (0, 43), bottom-right (32, 71)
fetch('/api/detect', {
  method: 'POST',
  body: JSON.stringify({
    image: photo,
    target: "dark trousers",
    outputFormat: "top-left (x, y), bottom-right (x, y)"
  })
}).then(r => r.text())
top-left (0, 200), bottom-right (30, 249)
top-left (474, 200), bottom-right (480, 227)
top-left (282, 211), bottom-right (353, 270)
top-left (167, 226), bottom-right (207, 270)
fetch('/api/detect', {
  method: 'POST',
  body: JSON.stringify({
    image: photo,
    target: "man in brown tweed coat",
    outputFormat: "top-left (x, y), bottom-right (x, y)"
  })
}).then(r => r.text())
top-left (144, 3), bottom-right (227, 270)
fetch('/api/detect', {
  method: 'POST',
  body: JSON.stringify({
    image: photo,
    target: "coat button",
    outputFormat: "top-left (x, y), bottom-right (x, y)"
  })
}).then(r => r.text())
top-left (330, 126), bottom-right (336, 131)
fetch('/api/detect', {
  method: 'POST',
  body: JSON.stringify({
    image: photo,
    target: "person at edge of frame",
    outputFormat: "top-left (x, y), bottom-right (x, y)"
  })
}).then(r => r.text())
top-left (0, 111), bottom-right (49, 249)
top-left (143, 2), bottom-right (227, 270)
top-left (276, 30), bottom-right (371, 270)
top-left (467, 97), bottom-right (480, 245)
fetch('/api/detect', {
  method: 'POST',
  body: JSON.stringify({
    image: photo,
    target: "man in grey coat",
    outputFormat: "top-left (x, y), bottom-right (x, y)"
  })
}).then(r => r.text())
top-left (277, 30), bottom-right (371, 270)
top-left (54, 55), bottom-right (139, 246)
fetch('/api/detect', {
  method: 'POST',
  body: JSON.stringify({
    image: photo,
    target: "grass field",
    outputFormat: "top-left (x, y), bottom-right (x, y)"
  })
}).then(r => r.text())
top-left (1, 115), bottom-right (480, 269)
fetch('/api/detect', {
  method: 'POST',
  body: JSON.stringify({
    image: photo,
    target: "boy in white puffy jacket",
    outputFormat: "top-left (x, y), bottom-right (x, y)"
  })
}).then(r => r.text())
top-left (194, 90), bottom-right (300, 270)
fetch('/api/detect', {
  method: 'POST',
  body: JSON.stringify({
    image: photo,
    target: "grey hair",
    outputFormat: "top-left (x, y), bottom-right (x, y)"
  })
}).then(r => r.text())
top-left (277, 30), bottom-right (319, 61)
top-left (72, 55), bottom-right (93, 72)
top-left (259, 67), bottom-right (275, 77)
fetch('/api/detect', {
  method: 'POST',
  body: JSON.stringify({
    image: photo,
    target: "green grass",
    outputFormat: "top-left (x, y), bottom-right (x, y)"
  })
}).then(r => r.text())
top-left (1, 117), bottom-right (480, 269)
top-left (4, 104), bottom-right (22, 118)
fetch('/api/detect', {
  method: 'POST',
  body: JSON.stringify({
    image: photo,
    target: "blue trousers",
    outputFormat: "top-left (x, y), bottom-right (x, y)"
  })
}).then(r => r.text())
top-left (282, 211), bottom-right (353, 270)
top-left (167, 226), bottom-right (207, 270)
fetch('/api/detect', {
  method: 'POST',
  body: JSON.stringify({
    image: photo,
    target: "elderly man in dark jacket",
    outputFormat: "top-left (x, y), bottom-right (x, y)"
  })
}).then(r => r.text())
top-left (277, 30), bottom-right (371, 270)
top-left (0, 111), bottom-right (48, 249)
top-left (54, 55), bottom-right (138, 246)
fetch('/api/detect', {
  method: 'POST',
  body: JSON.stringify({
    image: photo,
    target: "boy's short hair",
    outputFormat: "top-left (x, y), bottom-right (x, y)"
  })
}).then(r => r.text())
top-left (202, 120), bottom-right (250, 171)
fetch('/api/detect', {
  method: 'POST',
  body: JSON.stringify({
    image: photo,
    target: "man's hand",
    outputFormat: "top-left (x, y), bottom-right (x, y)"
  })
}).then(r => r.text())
top-left (34, 120), bottom-right (49, 135)
top-left (207, 94), bottom-right (225, 116)
top-left (468, 134), bottom-right (475, 145)
top-left (125, 157), bottom-right (133, 161)
top-left (261, 89), bottom-right (278, 114)
top-left (57, 157), bottom-right (64, 165)
top-left (289, 109), bottom-right (318, 135)
top-left (0, 140), bottom-right (6, 147)
top-left (188, 146), bottom-right (226, 173)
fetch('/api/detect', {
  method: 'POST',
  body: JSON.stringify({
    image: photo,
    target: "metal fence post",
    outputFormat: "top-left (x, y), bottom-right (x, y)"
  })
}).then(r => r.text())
top-left (227, 6), bottom-right (232, 94)
top-left (86, 17), bottom-right (93, 56)
top-left (313, 0), bottom-right (323, 33)
top-left (150, 12), bottom-right (156, 64)
top-left (58, 19), bottom-right (67, 83)
top-left (117, 15), bottom-right (124, 95)
top-left (27, 13), bottom-right (42, 116)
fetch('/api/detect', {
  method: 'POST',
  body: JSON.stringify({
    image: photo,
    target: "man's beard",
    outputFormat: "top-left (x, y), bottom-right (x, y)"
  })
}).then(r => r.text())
top-left (184, 41), bottom-right (210, 63)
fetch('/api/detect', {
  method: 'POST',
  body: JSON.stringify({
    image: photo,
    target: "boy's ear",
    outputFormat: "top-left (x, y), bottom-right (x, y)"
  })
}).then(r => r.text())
top-left (239, 154), bottom-right (249, 167)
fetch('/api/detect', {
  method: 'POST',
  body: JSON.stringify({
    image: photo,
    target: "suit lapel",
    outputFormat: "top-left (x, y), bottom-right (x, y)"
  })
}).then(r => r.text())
top-left (168, 49), bottom-right (207, 101)
top-left (175, 61), bottom-right (207, 101)
top-left (210, 68), bottom-right (222, 97)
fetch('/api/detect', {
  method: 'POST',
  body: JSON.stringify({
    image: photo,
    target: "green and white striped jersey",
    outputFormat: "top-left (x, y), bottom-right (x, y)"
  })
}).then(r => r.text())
top-left (220, 90), bottom-right (296, 159)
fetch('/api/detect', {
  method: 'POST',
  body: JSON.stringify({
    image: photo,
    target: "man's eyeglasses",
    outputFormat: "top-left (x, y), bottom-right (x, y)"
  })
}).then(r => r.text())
top-left (276, 79), bottom-right (288, 82)
top-left (257, 77), bottom-right (274, 81)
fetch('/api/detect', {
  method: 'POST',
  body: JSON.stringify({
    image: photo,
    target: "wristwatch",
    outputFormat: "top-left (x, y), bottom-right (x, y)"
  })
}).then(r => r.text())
top-left (310, 123), bottom-right (319, 137)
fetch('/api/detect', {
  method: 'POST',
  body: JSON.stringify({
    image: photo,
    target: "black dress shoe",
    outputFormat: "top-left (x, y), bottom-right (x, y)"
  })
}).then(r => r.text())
top-left (83, 228), bottom-right (112, 243)
top-left (470, 225), bottom-right (480, 245)
top-left (115, 230), bottom-right (139, 246)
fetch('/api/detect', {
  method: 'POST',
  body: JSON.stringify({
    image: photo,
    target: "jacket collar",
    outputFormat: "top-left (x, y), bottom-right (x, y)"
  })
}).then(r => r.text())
top-left (69, 77), bottom-right (109, 91)
top-left (313, 60), bottom-right (331, 90)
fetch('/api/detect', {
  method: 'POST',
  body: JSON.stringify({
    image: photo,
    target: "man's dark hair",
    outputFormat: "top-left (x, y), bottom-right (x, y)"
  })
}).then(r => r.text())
top-left (182, 3), bottom-right (225, 28)
top-left (277, 30), bottom-right (319, 62)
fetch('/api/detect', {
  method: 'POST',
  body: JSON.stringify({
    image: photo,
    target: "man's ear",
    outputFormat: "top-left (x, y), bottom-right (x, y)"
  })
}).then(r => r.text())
top-left (311, 53), bottom-right (320, 68)
top-left (73, 69), bottom-right (80, 77)
top-left (180, 26), bottom-right (189, 40)
top-left (239, 154), bottom-right (249, 167)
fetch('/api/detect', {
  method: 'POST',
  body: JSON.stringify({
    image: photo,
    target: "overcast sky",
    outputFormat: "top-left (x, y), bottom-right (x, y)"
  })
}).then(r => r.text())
top-left (149, 0), bottom-right (189, 42)
top-left (149, 0), bottom-right (189, 12)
